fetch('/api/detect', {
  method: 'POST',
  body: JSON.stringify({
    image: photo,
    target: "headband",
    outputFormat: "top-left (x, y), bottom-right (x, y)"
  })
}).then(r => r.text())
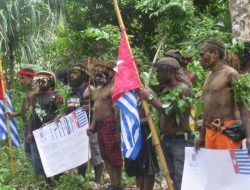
top-left (18, 70), bottom-right (36, 76)
top-left (205, 42), bottom-right (225, 50)
top-left (69, 66), bottom-right (84, 72)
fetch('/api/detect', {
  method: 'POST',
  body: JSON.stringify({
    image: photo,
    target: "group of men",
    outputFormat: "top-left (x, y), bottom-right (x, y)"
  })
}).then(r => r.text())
top-left (10, 37), bottom-right (250, 190)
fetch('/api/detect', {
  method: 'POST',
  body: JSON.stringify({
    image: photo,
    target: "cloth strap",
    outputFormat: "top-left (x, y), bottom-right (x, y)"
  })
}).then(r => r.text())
top-left (18, 70), bottom-right (36, 76)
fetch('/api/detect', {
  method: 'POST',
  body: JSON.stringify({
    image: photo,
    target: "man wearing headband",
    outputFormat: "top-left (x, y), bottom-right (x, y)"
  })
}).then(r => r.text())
top-left (6, 68), bottom-right (36, 158)
top-left (138, 57), bottom-right (194, 190)
top-left (195, 38), bottom-right (250, 153)
top-left (28, 70), bottom-right (63, 184)
top-left (56, 63), bottom-right (104, 189)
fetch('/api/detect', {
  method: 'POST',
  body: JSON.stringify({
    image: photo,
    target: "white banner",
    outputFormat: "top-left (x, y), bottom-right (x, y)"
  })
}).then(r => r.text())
top-left (182, 147), bottom-right (250, 190)
top-left (33, 108), bottom-right (90, 177)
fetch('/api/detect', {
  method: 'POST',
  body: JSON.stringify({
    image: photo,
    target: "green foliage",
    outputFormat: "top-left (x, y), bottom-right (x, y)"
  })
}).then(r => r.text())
top-left (0, 0), bottom-right (243, 188)
top-left (233, 73), bottom-right (250, 111)
top-left (0, 0), bottom-right (64, 78)
top-left (136, 0), bottom-right (194, 45)
top-left (159, 86), bottom-right (192, 125)
top-left (56, 82), bottom-right (71, 114)
top-left (188, 60), bottom-right (208, 88)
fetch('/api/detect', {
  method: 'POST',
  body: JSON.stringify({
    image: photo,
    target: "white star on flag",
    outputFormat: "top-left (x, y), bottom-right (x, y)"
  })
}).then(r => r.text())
top-left (113, 60), bottom-right (125, 72)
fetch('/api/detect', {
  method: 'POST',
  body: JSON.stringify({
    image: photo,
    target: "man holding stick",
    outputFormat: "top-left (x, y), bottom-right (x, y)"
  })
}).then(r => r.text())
top-left (138, 57), bottom-right (194, 190)
top-left (5, 68), bottom-right (36, 158)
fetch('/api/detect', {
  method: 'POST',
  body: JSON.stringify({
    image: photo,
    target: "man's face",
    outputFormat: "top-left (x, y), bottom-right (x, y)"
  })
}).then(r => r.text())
top-left (156, 65), bottom-right (173, 85)
top-left (95, 73), bottom-right (108, 86)
top-left (199, 44), bottom-right (217, 69)
top-left (19, 75), bottom-right (33, 87)
top-left (37, 76), bottom-right (52, 91)
top-left (68, 70), bottom-right (83, 87)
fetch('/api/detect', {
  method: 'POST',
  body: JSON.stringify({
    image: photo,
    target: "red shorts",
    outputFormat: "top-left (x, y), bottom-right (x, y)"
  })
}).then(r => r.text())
top-left (96, 118), bottom-right (123, 167)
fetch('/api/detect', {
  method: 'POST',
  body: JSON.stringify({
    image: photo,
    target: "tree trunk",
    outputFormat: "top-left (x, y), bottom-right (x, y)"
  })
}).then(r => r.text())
top-left (229, 0), bottom-right (250, 44)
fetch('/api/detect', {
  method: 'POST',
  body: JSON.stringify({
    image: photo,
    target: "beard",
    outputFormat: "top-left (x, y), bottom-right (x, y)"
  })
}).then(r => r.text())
top-left (69, 78), bottom-right (83, 88)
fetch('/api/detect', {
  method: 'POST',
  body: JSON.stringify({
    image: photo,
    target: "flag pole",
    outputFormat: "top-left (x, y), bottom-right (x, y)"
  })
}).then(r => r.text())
top-left (0, 58), bottom-right (16, 175)
top-left (112, 1), bottom-right (174, 189)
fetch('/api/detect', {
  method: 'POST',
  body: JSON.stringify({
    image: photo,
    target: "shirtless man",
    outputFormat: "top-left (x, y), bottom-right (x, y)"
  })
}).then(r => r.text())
top-left (138, 57), bottom-right (194, 190)
top-left (87, 64), bottom-right (123, 190)
top-left (195, 38), bottom-right (250, 153)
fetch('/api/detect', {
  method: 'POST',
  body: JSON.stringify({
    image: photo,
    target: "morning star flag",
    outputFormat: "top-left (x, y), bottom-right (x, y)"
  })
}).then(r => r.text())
top-left (182, 147), bottom-right (250, 190)
top-left (230, 149), bottom-right (250, 175)
top-left (0, 83), bottom-right (20, 147)
top-left (112, 30), bottom-right (142, 160)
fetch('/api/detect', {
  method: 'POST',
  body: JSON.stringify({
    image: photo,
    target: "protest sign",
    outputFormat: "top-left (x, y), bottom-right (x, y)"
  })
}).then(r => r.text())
top-left (33, 108), bottom-right (90, 177)
top-left (182, 147), bottom-right (250, 190)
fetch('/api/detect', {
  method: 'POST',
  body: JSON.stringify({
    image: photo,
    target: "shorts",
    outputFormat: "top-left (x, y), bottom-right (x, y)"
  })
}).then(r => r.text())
top-left (89, 133), bottom-right (104, 166)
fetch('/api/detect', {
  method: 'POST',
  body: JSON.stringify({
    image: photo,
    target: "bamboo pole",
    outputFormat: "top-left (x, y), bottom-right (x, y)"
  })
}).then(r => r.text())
top-left (0, 58), bottom-right (15, 176)
top-left (145, 34), bottom-right (166, 87)
top-left (112, 1), bottom-right (174, 189)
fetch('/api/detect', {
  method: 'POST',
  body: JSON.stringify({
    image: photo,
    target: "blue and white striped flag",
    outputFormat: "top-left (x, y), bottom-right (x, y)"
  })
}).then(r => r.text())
top-left (0, 91), bottom-right (20, 147)
top-left (112, 31), bottom-right (142, 160)
top-left (115, 91), bottom-right (142, 160)
top-left (231, 149), bottom-right (250, 175)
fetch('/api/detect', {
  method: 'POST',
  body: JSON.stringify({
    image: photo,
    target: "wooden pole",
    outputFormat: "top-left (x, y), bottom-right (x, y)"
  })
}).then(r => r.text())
top-left (112, 1), bottom-right (174, 189)
top-left (145, 34), bottom-right (166, 87)
top-left (0, 58), bottom-right (16, 176)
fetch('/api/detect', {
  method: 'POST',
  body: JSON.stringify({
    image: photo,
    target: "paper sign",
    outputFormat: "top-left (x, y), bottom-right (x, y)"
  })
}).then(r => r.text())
top-left (33, 108), bottom-right (90, 177)
top-left (182, 147), bottom-right (250, 190)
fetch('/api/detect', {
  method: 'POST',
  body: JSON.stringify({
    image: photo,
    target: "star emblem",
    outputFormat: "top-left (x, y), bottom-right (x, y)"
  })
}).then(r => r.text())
top-left (113, 60), bottom-right (125, 72)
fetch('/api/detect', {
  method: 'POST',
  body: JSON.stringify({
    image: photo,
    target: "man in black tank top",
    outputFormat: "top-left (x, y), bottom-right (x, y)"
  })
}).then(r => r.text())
top-left (58, 64), bottom-right (104, 188)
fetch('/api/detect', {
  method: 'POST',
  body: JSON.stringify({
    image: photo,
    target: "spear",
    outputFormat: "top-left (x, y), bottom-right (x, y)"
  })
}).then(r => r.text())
top-left (0, 58), bottom-right (16, 175)
top-left (112, 1), bottom-right (174, 189)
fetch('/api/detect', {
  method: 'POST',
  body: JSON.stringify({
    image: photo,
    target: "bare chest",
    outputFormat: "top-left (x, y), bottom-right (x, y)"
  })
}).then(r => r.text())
top-left (95, 86), bottom-right (112, 103)
top-left (203, 72), bottom-right (231, 95)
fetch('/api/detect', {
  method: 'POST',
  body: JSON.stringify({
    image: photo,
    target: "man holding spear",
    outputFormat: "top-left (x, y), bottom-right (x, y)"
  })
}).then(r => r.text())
top-left (112, 1), bottom-right (175, 190)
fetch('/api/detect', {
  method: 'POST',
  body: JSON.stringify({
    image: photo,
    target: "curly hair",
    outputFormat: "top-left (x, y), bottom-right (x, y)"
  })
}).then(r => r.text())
top-left (68, 63), bottom-right (89, 82)
top-left (90, 60), bottom-right (114, 82)
top-left (204, 38), bottom-right (226, 60)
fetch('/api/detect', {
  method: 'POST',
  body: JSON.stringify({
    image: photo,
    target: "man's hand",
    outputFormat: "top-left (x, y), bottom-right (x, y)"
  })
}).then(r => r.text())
top-left (137, 87), bottom-right (152, 100)
top-left (87, 125), bottom-right (96, 136)
top-left (54, 114), bottom-right (64, 122)
top-left (82, 105), bottom-right (90, 111)
top-left (4, 112), bottom-right (14, 118)
top-left (194, 137), bottom-right (205, 153)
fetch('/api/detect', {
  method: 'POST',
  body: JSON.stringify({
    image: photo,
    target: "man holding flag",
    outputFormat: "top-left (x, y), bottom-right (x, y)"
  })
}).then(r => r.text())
top-left (5, 68), bottom-right (36, 158)
top-left (87, 62), bottom-right (123, 190)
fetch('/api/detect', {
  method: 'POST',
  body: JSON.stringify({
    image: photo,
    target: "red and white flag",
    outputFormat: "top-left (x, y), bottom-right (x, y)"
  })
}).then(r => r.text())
top-left (112, 30), bottom-right (142, 160)
top-left (112, 30), bottom-right (142, 102)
